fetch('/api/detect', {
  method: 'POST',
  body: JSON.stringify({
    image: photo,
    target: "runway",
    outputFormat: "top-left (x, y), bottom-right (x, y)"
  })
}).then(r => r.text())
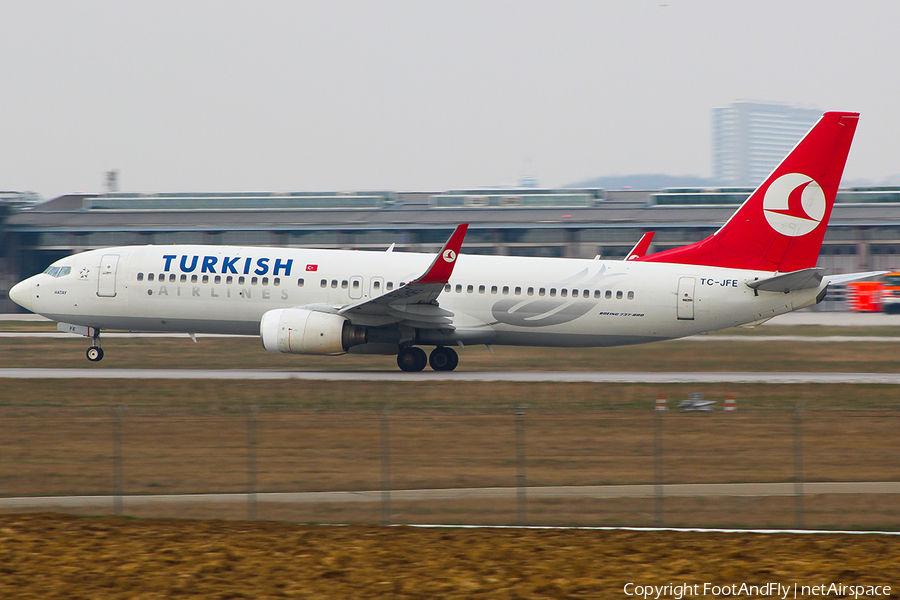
top-left (1, 481), bottom-right (897, 511)
top-left (2, 368), bottom-right (900, 383)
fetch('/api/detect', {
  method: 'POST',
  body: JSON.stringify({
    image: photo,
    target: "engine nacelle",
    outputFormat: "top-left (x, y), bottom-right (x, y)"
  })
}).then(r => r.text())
top-left (260, 308), bottom-right (367, 355)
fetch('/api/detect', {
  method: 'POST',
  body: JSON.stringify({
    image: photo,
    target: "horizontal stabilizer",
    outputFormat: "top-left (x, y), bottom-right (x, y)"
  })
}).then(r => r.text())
top-left (827, 270), bottom-right (888, 285)
top-left (746, 268), bottom-right (824, 293)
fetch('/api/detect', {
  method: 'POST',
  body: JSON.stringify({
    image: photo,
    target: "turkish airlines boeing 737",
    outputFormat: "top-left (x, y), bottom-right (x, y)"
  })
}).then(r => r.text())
top-left (10, 112), bottom-right (876, 371)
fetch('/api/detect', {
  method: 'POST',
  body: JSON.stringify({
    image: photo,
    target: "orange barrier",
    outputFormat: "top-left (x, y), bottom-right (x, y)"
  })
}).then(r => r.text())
top-left (847, 281), bottom-right (882, 312)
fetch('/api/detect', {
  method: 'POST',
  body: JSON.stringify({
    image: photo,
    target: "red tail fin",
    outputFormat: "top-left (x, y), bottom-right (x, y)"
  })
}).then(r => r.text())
top-left (639, 112), bottom-right (859, 272)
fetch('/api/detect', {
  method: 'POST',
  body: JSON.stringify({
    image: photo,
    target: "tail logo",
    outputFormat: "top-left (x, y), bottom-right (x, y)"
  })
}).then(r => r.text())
top-left (442, 249), bottom-right (457, 263)
top-left (762, 173), bottom-right (826, 237)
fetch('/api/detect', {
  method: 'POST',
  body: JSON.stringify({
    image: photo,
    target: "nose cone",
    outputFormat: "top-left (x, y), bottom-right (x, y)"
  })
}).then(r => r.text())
top-left (9, 278), bottom-right (34, 312)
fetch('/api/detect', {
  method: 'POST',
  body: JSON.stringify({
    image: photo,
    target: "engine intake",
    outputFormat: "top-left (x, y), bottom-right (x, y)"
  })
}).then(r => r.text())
top-left (260, 308), bottom-right (367, 355)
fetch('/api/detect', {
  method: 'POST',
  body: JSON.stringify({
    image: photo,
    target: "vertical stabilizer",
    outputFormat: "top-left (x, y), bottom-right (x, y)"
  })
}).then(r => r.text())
top-left (639, 112), bottom-right (859, 272)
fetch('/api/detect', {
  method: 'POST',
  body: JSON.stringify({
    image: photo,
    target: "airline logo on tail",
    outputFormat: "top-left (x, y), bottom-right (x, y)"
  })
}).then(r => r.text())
top-left (762, 173), bottom-right (826, 237)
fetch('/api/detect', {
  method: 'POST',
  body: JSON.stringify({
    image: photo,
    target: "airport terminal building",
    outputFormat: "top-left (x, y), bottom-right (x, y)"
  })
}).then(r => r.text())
top-left (3, 186), bottom-right (900, 312)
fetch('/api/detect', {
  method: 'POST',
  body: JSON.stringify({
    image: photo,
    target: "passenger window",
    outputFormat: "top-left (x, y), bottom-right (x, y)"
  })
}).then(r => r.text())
top-left (605, 290), bottom-right (612, 299)
top-left (274, 278), bottom-right (280, 286)
top-left (539, 288), bottom-right (546, 296)
top-left (227, 276), bottom-right (233, 284)
top-left (627, 291), bottom-right (634, 300)
top-left (528, 287), bottom-right (534, 296)
top-left (594, 290), bottom-right (601, 298)
top-left (137, 273), bottom-right (144, 282)
top-left (180, 274), bottom-right (187, 283)
top-left (297, 278), bottom-right (304, 287)
top-left (515, 286), bottom-right (521, 295)
top-left (192, 275), bottom-right (198, 283)
top-left (202, 275), bottom-right (209, 284)
top-left (252, 277), bottom-right (259, 285)
top-left (148, 273), bottom-right (155, 282)
top-left (616, 290), bottom-right (623, 299)
top-left (479, 285), bottom-right (485, 294)
top-left (215, 276), bottom-right (222, 284)
top-left (262, 277), bottom-right (269, 286)
top-left (169, 274), bottom-right (176, 283)
top-left (158, 274), bottom-right (165, 281)
top-left (352, 280), bottom-right (359, 289)
top-left (572, 289), bottom-right (579, 298)
top-left (467, 285), bottom-right (474, 293)
top-left (584, 289), bottom-right (590, 298)
top-left (561, 289), bottom-right (567, 298)
top-left (341, 280), bottom-right (348, 289)
top-left (502, 286), bottom-right (509, 295)
top-left (320, 279), bottom-right (327, 288)
top-left (549, 288), bottom-right (556, 297)
top-left (455, 284), bottom-right (462, 293)
top-left (331, 280), bottom-right (338, 288)
top-left (373, 281), bottom-right (381, 290)
top-left (400, 282), bottom-right (407, 287)
top-left (239, 276), bottom-right (245, 285)
top-left (387, 282), bottom-right (394, 290)
top-left (444, 284), bottom-right (451, 292)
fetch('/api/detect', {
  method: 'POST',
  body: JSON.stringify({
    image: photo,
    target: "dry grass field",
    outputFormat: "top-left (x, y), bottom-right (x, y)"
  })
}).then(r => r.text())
top-left (3, 324), bottom-right (900, 597)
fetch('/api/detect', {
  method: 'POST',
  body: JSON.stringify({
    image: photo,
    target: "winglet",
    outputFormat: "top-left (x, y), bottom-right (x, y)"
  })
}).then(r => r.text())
top-left (625, 231), bottom-right (654, 260)
top-left (415, 224), bottom-right (468, 284)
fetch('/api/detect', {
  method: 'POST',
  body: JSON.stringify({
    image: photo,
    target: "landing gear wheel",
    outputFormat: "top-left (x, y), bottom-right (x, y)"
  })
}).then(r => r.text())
top-left (429, 347), bottom-right (459, 371)
top-left (397, 347), bottom-right (427, 372)
top-left (86, 346), bottom-right (104, 362)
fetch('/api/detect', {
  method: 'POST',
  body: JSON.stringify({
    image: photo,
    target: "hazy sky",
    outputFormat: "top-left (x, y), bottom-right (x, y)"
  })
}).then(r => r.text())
top-left (3, 1), bottom-right (899, 198)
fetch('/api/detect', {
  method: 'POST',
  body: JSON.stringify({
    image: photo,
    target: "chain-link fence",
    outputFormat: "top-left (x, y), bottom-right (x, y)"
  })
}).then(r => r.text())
top-left (1, 404), bottom-right (898, 530)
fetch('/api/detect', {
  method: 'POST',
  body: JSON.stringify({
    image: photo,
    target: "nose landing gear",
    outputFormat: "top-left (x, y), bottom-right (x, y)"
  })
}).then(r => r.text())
top-left (86, 330), bottom-right (103, 362)
top-left (86, 345), bottom-right (104, 362)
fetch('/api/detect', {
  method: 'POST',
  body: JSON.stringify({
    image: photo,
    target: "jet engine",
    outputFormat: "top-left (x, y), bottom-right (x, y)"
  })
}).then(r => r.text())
top-left (260, 308), bottom-right (367, 355)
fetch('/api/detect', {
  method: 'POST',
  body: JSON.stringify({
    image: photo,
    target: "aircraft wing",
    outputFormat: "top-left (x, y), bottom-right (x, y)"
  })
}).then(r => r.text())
top-left (337, 224), bottom-right (468, 330)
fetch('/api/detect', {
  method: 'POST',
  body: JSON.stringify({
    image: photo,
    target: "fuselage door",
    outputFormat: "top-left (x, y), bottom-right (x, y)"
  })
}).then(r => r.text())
top-left (349, 276), bottom-right (363, 300)
top-left (676, 276), bottom-right (695, 320)
top-left (97, 254), bottom-right (120, 297)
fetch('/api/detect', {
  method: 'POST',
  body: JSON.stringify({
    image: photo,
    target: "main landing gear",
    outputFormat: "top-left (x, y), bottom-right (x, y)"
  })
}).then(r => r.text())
top-left (397, 346), bottom-right (459, 372)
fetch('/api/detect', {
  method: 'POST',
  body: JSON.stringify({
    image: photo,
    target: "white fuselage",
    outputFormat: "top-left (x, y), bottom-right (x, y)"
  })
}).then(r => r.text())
top-left (13, 245), bottom-right (824, 348)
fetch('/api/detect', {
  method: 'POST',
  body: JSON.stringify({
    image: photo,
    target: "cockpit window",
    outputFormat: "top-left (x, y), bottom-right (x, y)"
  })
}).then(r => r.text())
top-left (42, 266), bottom-right (71, 278)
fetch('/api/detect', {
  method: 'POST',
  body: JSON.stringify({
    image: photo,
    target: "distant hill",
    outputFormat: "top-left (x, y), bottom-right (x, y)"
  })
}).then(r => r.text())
top-left (565, 174), bottom-right (719, 190)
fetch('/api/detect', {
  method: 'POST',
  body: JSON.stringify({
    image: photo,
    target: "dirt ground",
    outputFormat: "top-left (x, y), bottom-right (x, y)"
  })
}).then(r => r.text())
top-left (1, 513), bottom-right (898, 599)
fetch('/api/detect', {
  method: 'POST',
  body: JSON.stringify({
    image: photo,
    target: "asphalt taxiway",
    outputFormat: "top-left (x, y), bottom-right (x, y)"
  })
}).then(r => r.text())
top-left (2, 481), bottom-right (898, 511)
top-left (1, 368), bottom-right (899, 383)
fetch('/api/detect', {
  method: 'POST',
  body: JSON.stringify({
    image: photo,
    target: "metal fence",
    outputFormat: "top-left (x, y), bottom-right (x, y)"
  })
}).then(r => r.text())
top-left (1, 404), bottom-right (898, 530)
